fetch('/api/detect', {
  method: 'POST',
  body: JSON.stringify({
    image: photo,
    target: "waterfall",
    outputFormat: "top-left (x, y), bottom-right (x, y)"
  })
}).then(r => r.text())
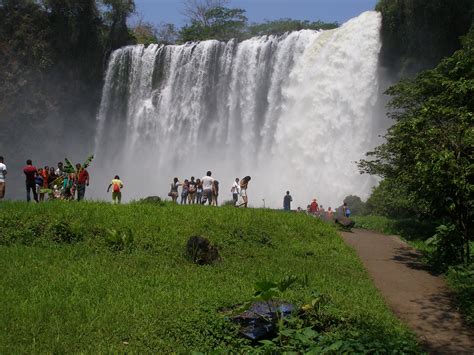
top-left (94, 11), bottom-right (383, 208)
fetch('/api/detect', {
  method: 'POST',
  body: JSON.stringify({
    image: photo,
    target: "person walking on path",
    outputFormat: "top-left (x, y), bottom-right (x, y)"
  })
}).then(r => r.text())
top-left (76, 163), bottom-right (90, 201)
top-left (231, 178), bottom-right (240, 206)
top-left (201, 171), bottom-right (214, 205)
top-left (107, 175), bottom-right (123, 204)
top-left (283, 191), bottom-right (292, 211)
top-left (169, 177), bottom-right (181, 203)
top-left (23, 159), bottom-right (38, 202)
top-left (238, 176), bottom-right (251, 208)
top-left (0, 156), bottom-right (7, 200)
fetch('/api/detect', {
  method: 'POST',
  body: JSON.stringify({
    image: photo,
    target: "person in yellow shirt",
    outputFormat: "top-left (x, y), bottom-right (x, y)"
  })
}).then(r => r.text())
top-left (107, 175), bottom-right (123, 204)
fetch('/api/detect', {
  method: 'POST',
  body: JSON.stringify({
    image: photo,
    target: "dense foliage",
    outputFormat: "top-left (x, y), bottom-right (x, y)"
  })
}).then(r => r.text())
top-left (376, 0), bottom-right (474, 76)
top-left (0, 202), bottom-right (418, 352)
top-left (179, 6), bottom-right (337, 43)
top-left (359, 29), bottom-right (474, 264)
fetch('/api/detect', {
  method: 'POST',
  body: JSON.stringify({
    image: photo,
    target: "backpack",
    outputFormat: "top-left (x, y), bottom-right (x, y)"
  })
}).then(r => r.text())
top-left (113, 183), bottom-right (120, 193)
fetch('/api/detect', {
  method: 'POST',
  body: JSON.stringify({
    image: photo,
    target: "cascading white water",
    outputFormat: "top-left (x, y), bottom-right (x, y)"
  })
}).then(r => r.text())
top-left (93, 11), bottom-right (383, 208)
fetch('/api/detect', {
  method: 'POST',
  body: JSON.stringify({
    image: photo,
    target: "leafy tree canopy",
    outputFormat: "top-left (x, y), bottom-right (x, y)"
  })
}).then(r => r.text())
top-left (359, 28), bottom-right (474, 262)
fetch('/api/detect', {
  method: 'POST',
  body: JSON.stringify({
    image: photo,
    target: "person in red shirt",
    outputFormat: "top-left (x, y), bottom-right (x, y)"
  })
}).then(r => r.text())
top-left (23, 159), bottom-right (38, 202)
top-left (75, 163), bottom-right (90, 201)
top-left (309, 199), bottom-right (319, 215)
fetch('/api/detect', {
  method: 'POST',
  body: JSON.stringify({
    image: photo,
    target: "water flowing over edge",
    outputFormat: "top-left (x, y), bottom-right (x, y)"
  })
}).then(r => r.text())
top-left (93, 11), bottom-right (385, 209)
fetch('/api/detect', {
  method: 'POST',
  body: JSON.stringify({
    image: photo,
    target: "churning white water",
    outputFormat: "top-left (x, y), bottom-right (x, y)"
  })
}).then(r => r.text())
top-left (93, 11), bottom-right (383, 208)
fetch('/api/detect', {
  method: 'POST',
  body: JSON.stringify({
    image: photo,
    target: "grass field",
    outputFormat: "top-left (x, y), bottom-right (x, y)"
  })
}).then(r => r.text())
top-left (0, 202), bottom-right (418, 352)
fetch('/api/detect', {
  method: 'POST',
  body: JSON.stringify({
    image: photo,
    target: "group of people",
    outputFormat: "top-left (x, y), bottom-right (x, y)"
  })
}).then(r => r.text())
top-left (169, 171), bottom-right (251, 207)
top-left (22, 160), bottom-right (90, 202)
top-left (304, 199), bottom-right (351, 219)
top-left (283, 190), bottom-right (351, 218)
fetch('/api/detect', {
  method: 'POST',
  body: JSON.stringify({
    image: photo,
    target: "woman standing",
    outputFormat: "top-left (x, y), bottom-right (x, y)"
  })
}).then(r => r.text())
top-left (196, 178), bottom-right (203, 204)
top-left (180, 179), bottom-right (189, 205)
top-left (169, 177), bottom-right (181, 203)
top-left (238, 176), bottom-right (251, 208)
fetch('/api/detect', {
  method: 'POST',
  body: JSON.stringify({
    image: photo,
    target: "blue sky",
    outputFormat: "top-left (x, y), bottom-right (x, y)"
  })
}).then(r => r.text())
top-left (132, 0), bottom-right (378, 26)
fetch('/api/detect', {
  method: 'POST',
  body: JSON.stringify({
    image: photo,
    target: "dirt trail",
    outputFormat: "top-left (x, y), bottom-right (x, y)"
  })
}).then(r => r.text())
top-left (340, 228), bottom-right (474, 354)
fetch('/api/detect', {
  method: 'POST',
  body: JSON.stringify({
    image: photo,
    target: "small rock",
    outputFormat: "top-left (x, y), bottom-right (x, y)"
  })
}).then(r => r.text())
top-left (335, 216), bottom-right (355, 229)
top-left (186, 236), bottom-right (220, 265)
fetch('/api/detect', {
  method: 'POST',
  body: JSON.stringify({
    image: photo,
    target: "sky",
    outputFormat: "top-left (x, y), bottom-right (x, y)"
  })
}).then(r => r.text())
top-left (132, 0), bottom-right (378, 27)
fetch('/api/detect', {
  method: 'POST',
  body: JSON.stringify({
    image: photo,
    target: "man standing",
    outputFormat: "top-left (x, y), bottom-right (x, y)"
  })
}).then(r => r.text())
top-left (231, 177), bottom-right (240, 206)
top-left (55, 162), bottom-right (65, 177)
top-left (283, 191), bottom-right (292, 211)
top-left (23, 159), bottom-right (38, 202)
top-left (0, 156), bottom-right (6, 200)
top-left (201, 171), bottom-right (214, 205)
top-left (76, 163), bottom-right (90, 201)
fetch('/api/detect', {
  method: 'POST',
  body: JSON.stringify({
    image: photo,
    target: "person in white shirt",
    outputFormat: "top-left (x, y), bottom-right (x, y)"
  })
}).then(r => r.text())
top-left (0, 156), bottom-right (7, 200)
top-left (231, 177), bottom-right (240, 206)
top-left (201, 171), bottom-right (214, 205)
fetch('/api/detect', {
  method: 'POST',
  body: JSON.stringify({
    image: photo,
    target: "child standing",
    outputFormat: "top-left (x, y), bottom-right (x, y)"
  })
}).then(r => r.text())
top-left (107, 175), bottom-right (123, 204)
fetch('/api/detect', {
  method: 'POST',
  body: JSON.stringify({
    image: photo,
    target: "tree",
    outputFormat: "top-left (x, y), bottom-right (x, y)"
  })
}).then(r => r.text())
top-left (101, 0), bottom-right (135, 51)
top-left (376, 0), bottom-right (474, 76)
top-left (156, 22), bottom-right (179, 44)
top-left (132, 20), bottom-right (158, 45)
top-left (248, 19), bottom-right (338, 37)
top-left (181, 0), bottom-right (228, 27)
top-left (359, 29), bottom-right (474, 263)
top-left (180, 6), bottom-right (247, 42)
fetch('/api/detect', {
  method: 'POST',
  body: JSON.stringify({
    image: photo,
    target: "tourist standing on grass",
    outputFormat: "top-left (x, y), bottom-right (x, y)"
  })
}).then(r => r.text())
top-left (238, 176), bottom-right (251, 208)
top-left (231, 178), bottom-right (240, 206)
top-left (212, 180), bottom-right (219, 206)
top-left (201, 171), bottom-right (214, 205)
top-left (283, 191), bottom-right (292, 211)
top-left (107, 175), bottom-right (123, 204)
top-left (196, 178), bottom-right (203, 204)
top-left (169, 177), bottom-right (180, 203)
top-left (76, 163), bottom-right (90, 201)
top-left (48, 167), bottom-right (57, 199)
top-left (24, 159), bottom-right (38, 202)
top-left (326, 207), bottom-right (334, 219)
top-left (37, 168), bottom-right (46, 201)
top-left (309, 199), bottom-right (319, 215)
top-left (63, 173), bottom-right (74, 200)
top-left (55, 162), bottom-right (65, 177)
top-left (188, 176), bottom-right (197, 204)
top-left (0, 156), bottom-right (6, 200)
top-left (181, 179), bottom-right (189, 204)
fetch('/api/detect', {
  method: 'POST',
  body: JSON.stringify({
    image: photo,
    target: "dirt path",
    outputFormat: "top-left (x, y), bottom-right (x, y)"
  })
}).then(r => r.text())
top-left (340, 229), bottom-right (474, 354)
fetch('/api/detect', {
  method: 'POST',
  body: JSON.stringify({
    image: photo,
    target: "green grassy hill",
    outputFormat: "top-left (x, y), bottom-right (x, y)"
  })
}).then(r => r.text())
top-left (0, 201), bottom-right (418, 352)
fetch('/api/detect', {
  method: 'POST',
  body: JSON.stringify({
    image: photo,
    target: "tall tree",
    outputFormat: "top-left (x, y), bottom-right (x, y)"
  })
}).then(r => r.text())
top-left (181, 0), bottom-right (228, 27)
top-left (359, 29), bottom-right (474, 263)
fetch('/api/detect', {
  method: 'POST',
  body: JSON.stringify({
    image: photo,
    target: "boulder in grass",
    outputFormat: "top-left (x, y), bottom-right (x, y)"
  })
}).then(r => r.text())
top-left (186, 236), bottom-right (220, 265)
top-left (335, 216), bottom-right (355, 229)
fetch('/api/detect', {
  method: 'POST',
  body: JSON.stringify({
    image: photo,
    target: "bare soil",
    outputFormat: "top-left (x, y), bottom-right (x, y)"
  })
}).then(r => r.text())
top-left (341, 228), bottom-right (474, 354)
